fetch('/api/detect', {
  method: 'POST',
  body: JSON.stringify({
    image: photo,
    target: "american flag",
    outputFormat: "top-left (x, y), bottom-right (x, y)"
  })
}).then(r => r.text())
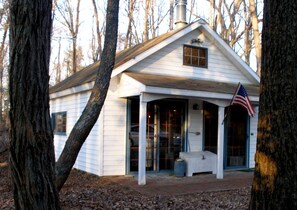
top-left (231, 83), bottom-right (255, 117)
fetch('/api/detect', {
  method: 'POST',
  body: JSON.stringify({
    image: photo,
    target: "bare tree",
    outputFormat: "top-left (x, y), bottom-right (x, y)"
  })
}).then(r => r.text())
top-left (124, 0), bottom-right (136, 49)
top-left (203, 0), bottom-right (262, 67)
top-left (188, 0), bottom-right (197, 23)
top-left (249, 0), bottom-right (297, 208)
top-left (0, 0), bottom-right (9, 129)
top-left (54, 37), bottom-right (62, 84)
top-left (249, 0), bottom-right (261, 75)
top-left (56, 0), bottom-right (81, 74)
top-left (9, 0), bottom-right (119, 208)
top-left (169, 0), bottom-right (174, 30)
top-left (55, 0), bottom-right (120, 191)
top-left (91, 0), bottom-right (105, 61)
top-left (63, 44), bottom-right (84, 76)
top-left (143, 0), bottom-right (150, 42)
top-left (243, 0), bottom-right (252, 65)
top-left (9, 0), bottom-right (60, 208)
top-left (209, 0), bottom-right (215, 29)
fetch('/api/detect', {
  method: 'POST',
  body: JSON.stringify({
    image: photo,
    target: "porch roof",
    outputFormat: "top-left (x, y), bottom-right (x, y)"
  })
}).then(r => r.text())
top-left (123, 72), bottom-right (259, 99)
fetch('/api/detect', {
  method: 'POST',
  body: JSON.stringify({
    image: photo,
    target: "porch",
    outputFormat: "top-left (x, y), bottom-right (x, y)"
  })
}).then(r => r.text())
top-left (111, 170), bottom-right (254, 196)
top-left (119, 72), bottom-right (259, 185)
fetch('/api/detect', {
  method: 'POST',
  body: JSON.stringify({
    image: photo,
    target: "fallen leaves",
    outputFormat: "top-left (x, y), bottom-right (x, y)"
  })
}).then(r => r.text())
top-left (0, 151), bottom-right (251, 209)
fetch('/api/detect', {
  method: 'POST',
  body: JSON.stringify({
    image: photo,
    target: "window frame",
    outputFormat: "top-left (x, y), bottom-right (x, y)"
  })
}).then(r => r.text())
top-left (52, 111), bottom-right (67, 135)
top-left (183, 45), bottom-right (208, 68)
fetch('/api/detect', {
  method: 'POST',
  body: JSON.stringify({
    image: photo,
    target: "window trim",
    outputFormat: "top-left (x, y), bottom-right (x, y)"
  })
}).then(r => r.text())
top-left (183, 45), bottom-right (208, 68)
top-left (52, 111), bottom-right (67, 135)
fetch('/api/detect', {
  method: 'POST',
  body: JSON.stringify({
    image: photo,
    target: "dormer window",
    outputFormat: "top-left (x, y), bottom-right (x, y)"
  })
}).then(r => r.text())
top-left (183, 45), bottom-right (208, 68)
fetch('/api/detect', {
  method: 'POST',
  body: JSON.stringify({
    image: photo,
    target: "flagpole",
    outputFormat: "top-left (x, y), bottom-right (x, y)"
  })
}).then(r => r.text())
top-left (221, 82), bottom-right (241, 125)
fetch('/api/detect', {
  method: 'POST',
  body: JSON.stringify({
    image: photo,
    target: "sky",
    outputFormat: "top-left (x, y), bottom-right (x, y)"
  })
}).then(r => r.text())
top-left (50, 0), bottom-right (211, 77)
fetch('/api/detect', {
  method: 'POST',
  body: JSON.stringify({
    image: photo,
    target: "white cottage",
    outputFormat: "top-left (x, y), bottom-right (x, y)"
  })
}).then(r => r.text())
top-left (50, 2), bottom-right (259, 185)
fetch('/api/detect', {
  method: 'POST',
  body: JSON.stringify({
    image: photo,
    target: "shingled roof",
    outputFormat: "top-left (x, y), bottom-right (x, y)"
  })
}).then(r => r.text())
top-left (50, 20), bottom-right (259, 95)
top-left (125, 72), bottom-right (259, 97)
top-left (49, 24), bottom-right (190, 94)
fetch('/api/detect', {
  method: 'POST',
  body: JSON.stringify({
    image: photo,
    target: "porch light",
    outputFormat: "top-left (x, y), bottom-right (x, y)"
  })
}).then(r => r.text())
top-left (193, 104), bottom-right (199, 110)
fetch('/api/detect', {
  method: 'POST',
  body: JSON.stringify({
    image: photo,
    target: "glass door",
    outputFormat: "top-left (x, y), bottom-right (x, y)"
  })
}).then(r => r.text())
top-left (128, 98), bottom-right (186, 172)
top-left (158, 100), bottom-right (185, 170)
top-left (203, 102), bottom-right (218, 154)
top-left (225, 105), bottom-right (248, 168)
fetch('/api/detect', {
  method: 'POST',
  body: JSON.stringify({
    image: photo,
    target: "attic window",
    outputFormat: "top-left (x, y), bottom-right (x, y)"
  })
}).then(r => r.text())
top-left (183, 45), bottom-right (208, 68)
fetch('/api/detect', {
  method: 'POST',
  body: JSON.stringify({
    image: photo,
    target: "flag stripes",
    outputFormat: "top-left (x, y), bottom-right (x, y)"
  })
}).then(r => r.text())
top-left (231, 83), bottom-right (255, 117)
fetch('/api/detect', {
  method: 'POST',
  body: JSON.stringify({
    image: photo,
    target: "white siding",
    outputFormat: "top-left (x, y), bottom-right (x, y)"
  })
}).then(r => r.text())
top-left (50, 24), bottom-right (259, 176)
top-left (249, 106), bottom-right (258, 168)
top-left (128, 29), bottom-right (253, 84)
top-left (187, 99), bottom-right (203, 151)
top-left (118, 73), bottom-right (145, 97)
top-left (50, 77), bottom-right (128, 176)
top-left (102, 77), bottom-right (127, 176)
top-left (50, 90), bottom-right (102, 175)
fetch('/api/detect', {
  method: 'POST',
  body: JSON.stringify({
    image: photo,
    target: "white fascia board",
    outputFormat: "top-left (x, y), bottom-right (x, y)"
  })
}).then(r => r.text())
top-left (118, 73), bottom-right (146, 97)
top-left (145, 86), bottom-right (259, 102)
top-left (200, 23), bottom-right (260, 84)
top-left (145, 86), bottom-right (230, 99)
top-left (111, 22), bottom-right (201, 78)
top-left (249, 96), bottom-right (259, 102)
top-left (50, 82), bottom-right (94, 99)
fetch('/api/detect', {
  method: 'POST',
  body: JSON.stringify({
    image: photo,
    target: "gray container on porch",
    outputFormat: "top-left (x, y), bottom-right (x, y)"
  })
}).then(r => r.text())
top-left (174, 159), bottom-right (186, 177)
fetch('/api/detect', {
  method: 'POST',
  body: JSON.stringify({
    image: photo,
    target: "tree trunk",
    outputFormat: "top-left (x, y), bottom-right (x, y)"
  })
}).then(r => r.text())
top-left (249, 0), bottom-right (297, 209)
top-left (124, 0), bottom-right (135, 49)
top-left (249, 0), bottom-right (261, 76)
top-left (243, 0), bottom-right (251, 65)
top-left (73, 0), bottom-right (80, 73)
top-left (56, 38), bottom-right (62, 84)
top-left (0, 1), bottom-right (9, 128)
top-left (55, 0), bottom-right (119, 191)
top-left (143, 0), bottom-right (150, 42)
top-left (56, 0), bottom-right (81, 75)
top-left (91, 0), bottom-right (103, 60)
top-left (72, 37), bottom-right (77, 73)
top-left (0, 66), bottom-right (2, 127)
top-left (169, 0), bottom-right (174, 30)
top-left (9, 0), bottom-right (60, 209)
top-left (209, 0), bottom-right (215, 29)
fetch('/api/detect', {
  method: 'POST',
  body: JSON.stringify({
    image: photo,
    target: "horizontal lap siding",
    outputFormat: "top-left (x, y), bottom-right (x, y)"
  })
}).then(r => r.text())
top-left (187, 99), bottom-right (203, 152)
top-left (128, 30), bottom-right (251, 84)
top-left (102, 78), bottom-right (127, 176)
top-left (50, 91), bottom-right (102, 176)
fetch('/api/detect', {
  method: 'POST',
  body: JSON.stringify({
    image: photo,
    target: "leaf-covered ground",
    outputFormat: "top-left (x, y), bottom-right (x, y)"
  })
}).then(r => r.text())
top-left (0, 150), bottom-right (251, 209)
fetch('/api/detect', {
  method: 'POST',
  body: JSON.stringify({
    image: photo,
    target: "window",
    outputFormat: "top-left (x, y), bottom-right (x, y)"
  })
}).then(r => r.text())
top-left (52, 112), bottom-right (67, 135)
top-left (183, 45), bottom-right (208, 68)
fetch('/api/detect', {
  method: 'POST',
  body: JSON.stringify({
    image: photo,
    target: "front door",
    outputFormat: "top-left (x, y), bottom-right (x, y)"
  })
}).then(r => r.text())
top-left (224, 105), bottom-right (248, 168)
top-left (203, 102), bottom-right (249, 169)
top-left (203, 102), bottom-right (218, 154)
top-left (128, 98), bottom-right (186, 172)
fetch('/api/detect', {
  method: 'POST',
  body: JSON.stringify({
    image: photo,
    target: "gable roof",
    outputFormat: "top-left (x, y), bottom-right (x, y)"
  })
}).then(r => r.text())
top-left (50, 20), bottom-right (259, 95)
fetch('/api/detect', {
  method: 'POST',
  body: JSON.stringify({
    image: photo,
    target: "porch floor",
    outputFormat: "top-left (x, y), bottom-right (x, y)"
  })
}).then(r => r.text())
top-left (111, 170), bottom-right (253, 196)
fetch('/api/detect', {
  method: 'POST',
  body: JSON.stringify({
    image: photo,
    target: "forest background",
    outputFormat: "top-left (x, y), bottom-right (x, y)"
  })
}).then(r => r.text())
top-left (0, 0), bottom-right (263, 130)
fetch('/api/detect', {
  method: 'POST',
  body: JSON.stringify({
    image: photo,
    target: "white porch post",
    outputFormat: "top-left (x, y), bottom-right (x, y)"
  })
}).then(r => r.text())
top-left (217, 106), bottom-right (225, 179)
top-left (138, 93), bottom-right (147, 185)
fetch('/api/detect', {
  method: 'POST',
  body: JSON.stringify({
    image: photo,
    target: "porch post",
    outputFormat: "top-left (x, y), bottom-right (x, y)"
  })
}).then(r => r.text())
top-left (217, 106), bottom-right (225, 179)
top-left (138, 93), bottom-right (147, 185)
